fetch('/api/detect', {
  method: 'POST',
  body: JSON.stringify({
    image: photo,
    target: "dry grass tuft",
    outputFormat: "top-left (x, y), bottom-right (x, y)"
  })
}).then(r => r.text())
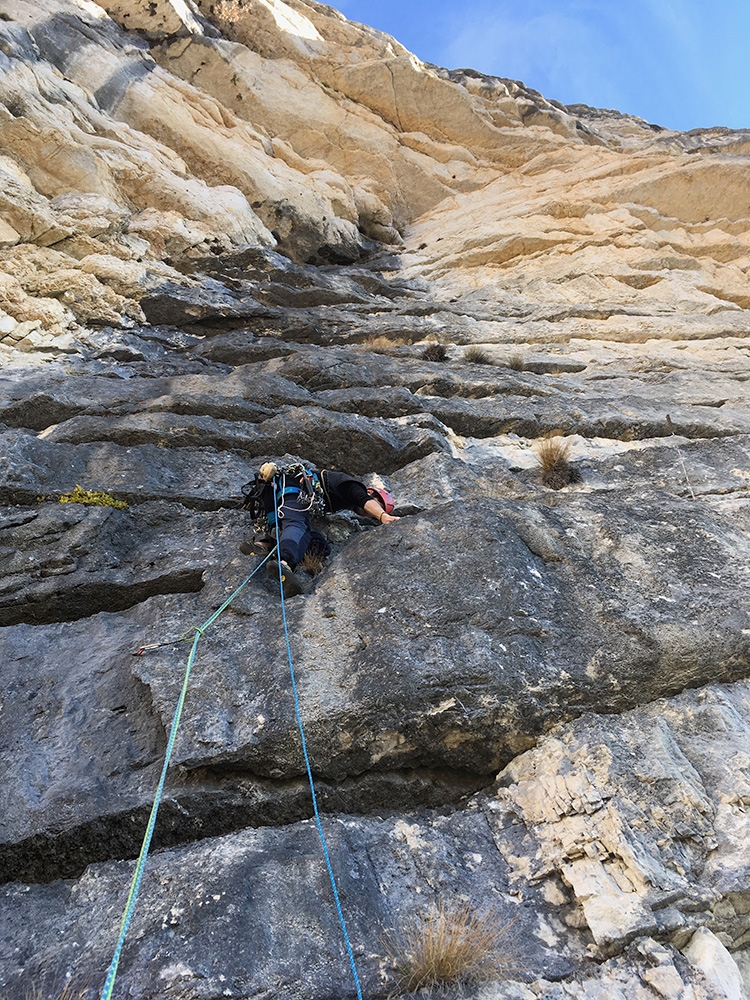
top-left (385, 900), bottom-right (522, 994)
top-left (423, 343), bottom-right (449, 362)
top-left (463, 346), bottom-right (493, 365)
top-left (358, 335), bottom-right (408, 354)
top-left (506, 352), bottom-right (525, 371)
top-left (534, 436), bottom-right (581, 489)
top-left (26, 978), bottom-right (90, 1000)
top-left (300, 547), bottom-right (326, 577)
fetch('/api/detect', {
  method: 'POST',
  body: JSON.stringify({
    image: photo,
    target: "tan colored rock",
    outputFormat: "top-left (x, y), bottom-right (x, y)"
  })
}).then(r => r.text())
top-left (49, 192), bottom-right (131, 237)
top-left (0, 273), bottom-right (74, 329)
top-left (22, 268), bottom-right (144, 325)
top-left (95, 0), bottom-right (205, 39)
top-left (0, 0), bottom-right (747, 352)
top-left (0, 220), bottom-right (20, 248)
top-left (0, 245), bottom-right (146, 327)
top-left (491, 682), bottom-right (750, 958)
top-left (403, 139), bottom-right (750, 335)
top-left (0, 308), bottom-right (19, 337)
top-left (0, 156), bottom-right (73, 246)
top-left (618, 159), bottom-right (750, 224)
top-left (152, 32), bottom-right (456, 227)
top-left (683, 928), bottom-right (745, 1000)
top-left (127, 207), bottom-right (230, 256)
top-left (77, 252), bottom-right (186, 297)
top-left (0, 59), bottom-right (268, 256)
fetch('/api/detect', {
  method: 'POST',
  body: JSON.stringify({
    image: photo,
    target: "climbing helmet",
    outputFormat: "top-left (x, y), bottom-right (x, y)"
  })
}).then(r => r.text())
top-left (366, 487), bottom-right (395, 514)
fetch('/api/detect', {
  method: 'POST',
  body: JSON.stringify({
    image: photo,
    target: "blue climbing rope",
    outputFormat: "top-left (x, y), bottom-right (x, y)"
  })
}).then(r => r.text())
top-left (99, 546), bottom-right (277, 1000)
top-left (272, 482), bottom-right (364, 1000)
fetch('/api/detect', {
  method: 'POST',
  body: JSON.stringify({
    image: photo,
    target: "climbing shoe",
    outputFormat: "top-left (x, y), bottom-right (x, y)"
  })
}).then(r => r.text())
top-left (267, 559), bottom-right (304, 598)
top-left (239, 537), bottom-right (274, 556)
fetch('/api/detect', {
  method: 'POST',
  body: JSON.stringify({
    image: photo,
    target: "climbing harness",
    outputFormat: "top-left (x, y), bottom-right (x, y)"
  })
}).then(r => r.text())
top-left (100, 548), bottom-right (277, 1000)
top-left (100, 503), bottom-right (364, 1000)
top-left (666, 414), bottom-right (697, 500)
top-left (242, 463), bottom-right (327, 537)
top-left (276, 463), bottom-right (327, 516)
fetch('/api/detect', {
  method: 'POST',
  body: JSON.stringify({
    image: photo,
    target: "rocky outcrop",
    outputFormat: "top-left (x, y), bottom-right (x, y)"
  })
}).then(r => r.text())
top-left (2, 0), bottom-right (748, 341)
top-left (3, 681), bottom-right (750, 998)
top-left (1, 0), bottom-right (749, 998)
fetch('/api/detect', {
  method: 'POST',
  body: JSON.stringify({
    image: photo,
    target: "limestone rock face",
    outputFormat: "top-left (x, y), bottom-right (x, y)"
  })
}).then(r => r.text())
top-left (2, 0), bottom-right (746, 339)
top-left (3, 681), bottom-right (750, 998)
top-left (1, 1), bottom-right (750, 999)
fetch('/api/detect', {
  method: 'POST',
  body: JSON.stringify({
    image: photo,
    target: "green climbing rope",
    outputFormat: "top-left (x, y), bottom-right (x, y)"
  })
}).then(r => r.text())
top-left (99, 546), bottom-right (276, 1000)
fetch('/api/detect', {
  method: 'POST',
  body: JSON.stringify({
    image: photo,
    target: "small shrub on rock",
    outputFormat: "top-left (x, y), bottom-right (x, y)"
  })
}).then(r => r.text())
top-left (25, 976), bottom-right (90, 1000)
top-left (464, 345), bottom-right (493, 365)
top-left (385, 900), bottom-right (522, 993)
top-left (506, 352), bottom-right (525, 371)
top-left (534, 436), bottom-right (581, 489)
top-left (300, 548), bottom-right (326, 577)
top-left (357, 335), bottom-right (407, 354)
top-left (423, 343), bottom-right (448, 362)
top-left (57, 484), bottom-right (128, 509)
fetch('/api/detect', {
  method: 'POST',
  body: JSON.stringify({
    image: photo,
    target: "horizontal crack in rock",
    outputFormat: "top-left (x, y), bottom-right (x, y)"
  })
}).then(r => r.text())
top-left (0, 568), bottom-right (205, 626)
top-left (0, 766), bottom-right (492, 885)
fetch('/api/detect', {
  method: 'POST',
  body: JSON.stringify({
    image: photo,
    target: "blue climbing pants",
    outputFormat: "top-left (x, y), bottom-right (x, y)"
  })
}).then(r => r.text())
top-left (275, 505), bottom-right (312, 569)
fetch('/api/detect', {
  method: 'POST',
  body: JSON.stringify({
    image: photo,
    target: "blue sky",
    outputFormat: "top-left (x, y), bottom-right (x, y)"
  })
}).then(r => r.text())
top-left (333, 0), bottom-right (750, 131)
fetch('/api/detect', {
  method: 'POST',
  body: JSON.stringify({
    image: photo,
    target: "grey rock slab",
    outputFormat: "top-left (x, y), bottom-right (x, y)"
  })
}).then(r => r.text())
top-left (242, 347), bottom-right (748, 446)
top-left (0, 501), bottom-right (225, 626)
top-left (0, 503), bottom-right (489, 881)
top-left (6, 677), bottom-right (750, 999)
top-left (37, 406), bottom-right (451, 474)
top-left (0, 611), bottom-right (168, 883)
top-left (0, 366), bottom-right (310, 430)
top-left (0, 429), bottom-right (255, 507)
top-left (40, 411), bottom-right (270, 451)
top-left (0, 806), bottom-right (581, 1000)
top-left (385, 451), bottom-right (536, 512)
top-left (203, 303), bottom-right (475, 348)
top-left (188, 247), bottom-right (386, 308)
top-left (583, 435), bottom-right (750, 499)
top-left (4, 486), bottom-right (747, 886)
top-left (312, 386), bottom-right (428, 419)
top-left (245, 407), bottom-right (451, 475)
top-left (131, 492), bottom-right (749, 783)
top-left (581, 368), bottom-right (750, 405)
top-left (424, 393), bottom-right (748, 442)
top-left (245, 345), bottom-right (549, 398)
top-left (0, 599), bottom-right (488, 884)
top-left (139, 278), bottom-right (276, 327)
top-left (131, 368), bottom-right (314, 418)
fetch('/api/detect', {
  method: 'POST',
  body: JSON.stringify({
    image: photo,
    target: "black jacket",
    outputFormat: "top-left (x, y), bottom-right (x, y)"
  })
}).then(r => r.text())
top-left (320, 470), bottom-right (369, 512)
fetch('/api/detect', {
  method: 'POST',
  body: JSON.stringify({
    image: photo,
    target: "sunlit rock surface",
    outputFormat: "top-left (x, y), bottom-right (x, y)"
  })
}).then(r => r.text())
top-left (0, 1), bottom-right (749, 998)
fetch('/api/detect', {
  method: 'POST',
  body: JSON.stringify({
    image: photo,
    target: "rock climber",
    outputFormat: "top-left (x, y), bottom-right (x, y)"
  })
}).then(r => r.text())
top-left (240, 461), bottom-right (399, 597)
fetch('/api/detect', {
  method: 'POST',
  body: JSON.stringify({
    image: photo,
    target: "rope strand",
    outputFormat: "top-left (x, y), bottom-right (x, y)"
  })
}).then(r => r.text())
top-left (100, 546), bottom-right (277, 1000)
top-left (272, 482), bottom-right (364, 1000)
top-left (666, 414), bottom-right (697, 501)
